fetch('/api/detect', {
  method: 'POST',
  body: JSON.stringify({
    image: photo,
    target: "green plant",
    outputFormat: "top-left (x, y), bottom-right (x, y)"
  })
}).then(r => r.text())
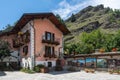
top-left (0, 40), bottom-right (11, 61)
top-left (34, 66), bottom-right (40, 72)
top-left (20, 68), bottom-right (35, 74)
top-left (37, 64), bottom-right (45, 68)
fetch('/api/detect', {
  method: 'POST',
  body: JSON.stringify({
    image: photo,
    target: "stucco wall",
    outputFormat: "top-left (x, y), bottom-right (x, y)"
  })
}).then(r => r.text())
top-left (34, 18), bottom-right (63, 61)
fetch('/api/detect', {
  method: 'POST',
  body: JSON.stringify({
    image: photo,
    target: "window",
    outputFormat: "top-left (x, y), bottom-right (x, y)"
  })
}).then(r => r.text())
top-left (45, 46), bottom-right (55, 57)
top-left (45, 32), bottom-right (55, 41)
top-left (45, 32), bottom-right (51, 41)
top-left (23, 46), bottom-right (28, 56)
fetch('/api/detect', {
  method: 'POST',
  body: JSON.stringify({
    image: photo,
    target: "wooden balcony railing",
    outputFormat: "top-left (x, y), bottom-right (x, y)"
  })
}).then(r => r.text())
top-left (42, 35), bottom-right (60, 45)
top-left (44, 53), bottom-right (57, 58)
top-left (13, 31), bottom-right (30, 48)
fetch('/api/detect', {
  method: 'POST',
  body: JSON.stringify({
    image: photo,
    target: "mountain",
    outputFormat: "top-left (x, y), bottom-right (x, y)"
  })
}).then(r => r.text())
top-left (64, 4), bottom-right (120, 44)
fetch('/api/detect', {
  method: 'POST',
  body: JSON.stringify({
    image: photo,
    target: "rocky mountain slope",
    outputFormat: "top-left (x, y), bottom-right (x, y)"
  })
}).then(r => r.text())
top-left (65, 4), bottom-right (120, 44)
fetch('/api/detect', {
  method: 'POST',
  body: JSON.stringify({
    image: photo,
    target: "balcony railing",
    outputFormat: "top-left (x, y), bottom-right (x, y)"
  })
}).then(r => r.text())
top-left (42, 35), bottom-right (60, 45)
top-left (44, 52), bottom-right (58, 58)
top-left (12, 39), bottom-right (24, 48)
top-left (12, 31), bottom-right (30, 48)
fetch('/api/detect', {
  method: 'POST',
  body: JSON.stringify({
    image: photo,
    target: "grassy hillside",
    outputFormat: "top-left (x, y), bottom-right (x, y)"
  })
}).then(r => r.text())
top-left (64, 4), bottom-right (120, 45)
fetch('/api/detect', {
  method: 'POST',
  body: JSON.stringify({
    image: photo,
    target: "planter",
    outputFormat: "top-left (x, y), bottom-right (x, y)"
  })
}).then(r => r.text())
top-left (85, 68), bottom-right (95, 73)
top-left (99, 48), bottom-right (105, 53)
top-left (112, 48), bottom-right (117, 52)
top-left (91, 69), bottom-right (95, 73)
top-left (108, 69), bottom-right (113, 74)
top-left (118, 71), bottom-right (120, 74)
top-left (109, 71), bottom-right (113, 74)
top-left (40, 67), bottom-right (49, 73)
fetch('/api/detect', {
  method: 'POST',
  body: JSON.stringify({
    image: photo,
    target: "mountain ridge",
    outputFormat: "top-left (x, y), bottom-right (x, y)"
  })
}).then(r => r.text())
top-left (64, 4), bottom-right (120, 43)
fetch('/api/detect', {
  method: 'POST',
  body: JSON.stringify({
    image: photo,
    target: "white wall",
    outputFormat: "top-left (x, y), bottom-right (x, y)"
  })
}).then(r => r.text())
top-left (36, 60), bottom-right (56, 67)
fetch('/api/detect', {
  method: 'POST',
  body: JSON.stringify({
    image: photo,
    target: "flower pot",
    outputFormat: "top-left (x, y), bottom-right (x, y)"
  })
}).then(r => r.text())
top-left (112, 48), bottom-right (117, 52)
top-left (99, 48), bottom-right (105, 53)
top-left (40, 67), bottom-right (49, 73)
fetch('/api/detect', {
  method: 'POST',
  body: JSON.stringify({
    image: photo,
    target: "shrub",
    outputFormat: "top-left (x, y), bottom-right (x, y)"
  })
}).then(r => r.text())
top-left (20, 68), bottom-right (35, 74)
top-left (34, 66), bottom-right (40, 72)
top-left (34, 64), bottom-right (45, 72)
top-left (37, 64), bottom-right (45, 68)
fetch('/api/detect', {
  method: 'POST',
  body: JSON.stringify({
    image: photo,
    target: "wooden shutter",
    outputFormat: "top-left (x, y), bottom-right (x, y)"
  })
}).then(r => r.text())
top-left (52, 33), bottom-right (55, 42)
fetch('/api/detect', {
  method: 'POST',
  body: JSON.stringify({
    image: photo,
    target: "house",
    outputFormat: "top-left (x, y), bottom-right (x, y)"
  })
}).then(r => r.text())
top-left (0, 13), bottom-right (70, 69)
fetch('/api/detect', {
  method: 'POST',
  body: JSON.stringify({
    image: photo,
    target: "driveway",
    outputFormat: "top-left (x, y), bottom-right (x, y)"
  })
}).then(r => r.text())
top-left (0, 71), bottom-right (120, 80)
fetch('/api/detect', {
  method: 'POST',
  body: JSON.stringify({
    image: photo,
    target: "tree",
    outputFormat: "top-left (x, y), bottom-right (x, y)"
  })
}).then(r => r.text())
top-left (0, 40), bottom-right (11, 61)
top-left (3, 24), bottom-right (14, 32)
top-left (113, 9), bottom-right (120, 17)
top-left (71, 13), bottom-right (76, 22)
top-left (56, 14), bottom-right (65, 25)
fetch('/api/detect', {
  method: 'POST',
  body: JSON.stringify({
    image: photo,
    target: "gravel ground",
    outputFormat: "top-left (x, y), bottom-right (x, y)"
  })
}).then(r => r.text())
top-left (0, 71), bottom-right (120, 80)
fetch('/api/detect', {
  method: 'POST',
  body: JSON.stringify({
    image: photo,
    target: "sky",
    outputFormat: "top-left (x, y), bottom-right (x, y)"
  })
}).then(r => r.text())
top-left (0, 0), bottom-right (120, 30)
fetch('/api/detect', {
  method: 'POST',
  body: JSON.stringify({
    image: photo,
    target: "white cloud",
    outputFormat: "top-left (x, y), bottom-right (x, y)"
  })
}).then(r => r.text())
top-left (52, 0), bottom-right (93, 20)
top-left (52, 0), bottom-right (120, 20)
top-left (93, 0), bottom-right (120, 9)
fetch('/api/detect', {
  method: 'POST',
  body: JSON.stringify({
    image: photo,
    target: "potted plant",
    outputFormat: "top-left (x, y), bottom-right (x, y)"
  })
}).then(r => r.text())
top-left (108, 69), bottom-right (113, 74)
top-left (84, 68), bottom-right (89, 73)
top-left (99, 48), bottom-right (105, 53)
top-left (118, 70), bottom-right (120, 74)
top-left (90, 69), bottom-right (95, 73)
top-left (38, 64), bottom-right (49, 73)
top-left (112, 48), bottom-right (117, 52)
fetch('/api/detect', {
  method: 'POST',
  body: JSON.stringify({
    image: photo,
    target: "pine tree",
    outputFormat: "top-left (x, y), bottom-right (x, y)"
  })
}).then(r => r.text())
top-left (71, 13), bottom-right (76, 22)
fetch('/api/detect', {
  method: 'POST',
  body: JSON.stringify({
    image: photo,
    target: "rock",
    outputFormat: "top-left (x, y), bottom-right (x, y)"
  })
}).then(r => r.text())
top-left (93, 4), bottom-right (104, 12)
top-left (81, 12), bottom-right (94, 19)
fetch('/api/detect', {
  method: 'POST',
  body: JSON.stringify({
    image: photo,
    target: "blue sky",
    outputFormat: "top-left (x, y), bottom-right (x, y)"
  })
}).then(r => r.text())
top-left (0, 0), bottom-right (119, 30)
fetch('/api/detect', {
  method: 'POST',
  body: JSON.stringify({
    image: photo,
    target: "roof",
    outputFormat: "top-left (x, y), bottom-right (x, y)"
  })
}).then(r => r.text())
top-left (64, 52), bottom-right (120, 58)
top-left (12, 13), bottom-right (70, 35)
top-left (0, 30), bottom-right (13, 37)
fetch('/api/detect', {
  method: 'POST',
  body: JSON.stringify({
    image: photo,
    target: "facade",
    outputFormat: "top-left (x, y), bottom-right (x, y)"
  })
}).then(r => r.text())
top-left (0, 13), bottom-right (70, 69)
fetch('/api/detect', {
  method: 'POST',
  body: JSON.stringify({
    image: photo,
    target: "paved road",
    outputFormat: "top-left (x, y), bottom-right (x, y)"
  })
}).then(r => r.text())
top-left (0, 71), bottom-right (120, 80)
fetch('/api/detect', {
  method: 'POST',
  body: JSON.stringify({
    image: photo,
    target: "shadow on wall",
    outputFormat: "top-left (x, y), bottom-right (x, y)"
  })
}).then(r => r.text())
top-left (0, 71), bottom-right (6, 76)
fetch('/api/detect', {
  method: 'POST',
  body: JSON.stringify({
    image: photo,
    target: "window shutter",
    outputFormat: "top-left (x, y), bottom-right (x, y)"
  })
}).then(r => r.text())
top-left (52, 47), bottom-right (54, 55)
top-left (45, 46), bottom-right (47, 56)
top-left (45, 32), bottom-right (47, 40)
top-left (52, 33), bottom-right (55, 41)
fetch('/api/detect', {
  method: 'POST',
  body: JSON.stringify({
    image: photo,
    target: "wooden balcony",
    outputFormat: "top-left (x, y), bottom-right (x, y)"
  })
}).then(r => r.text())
top-left (42, 35), bottom-right (60, 45)
top-left (12, 31), bottom-right (30, 48)
top-left (12, 39), bottom-right (24, 48)
top-left (44, 53), bottom-right (57, 58)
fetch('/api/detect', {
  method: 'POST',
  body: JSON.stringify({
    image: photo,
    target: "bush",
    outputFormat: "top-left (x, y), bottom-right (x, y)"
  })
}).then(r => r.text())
top-left (34, 66), bottom-right (40, 72)
top-left (37, 64), bottom-right (45, 68)
top-left (34, 64), bottom-right (45, 72)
